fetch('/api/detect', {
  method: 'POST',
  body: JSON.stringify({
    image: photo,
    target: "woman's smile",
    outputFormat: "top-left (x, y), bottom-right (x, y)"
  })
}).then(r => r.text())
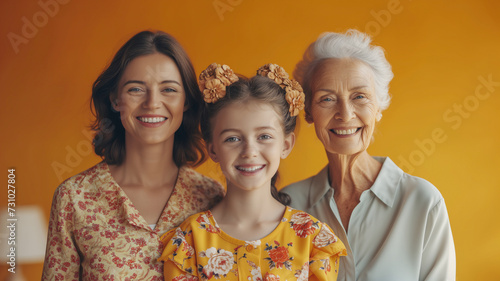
top-left (330, 127), bottom-right (362, 137)
top-left (136, 115), bottom-right (168, 127)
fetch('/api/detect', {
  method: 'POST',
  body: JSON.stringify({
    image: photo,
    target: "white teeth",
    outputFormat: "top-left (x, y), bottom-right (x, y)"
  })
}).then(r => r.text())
top-left (237, 166), bottom-right (263, 172)
top-left (138, 117), bottom-right (166, 123)
top-left (333, 128), bottom-right (358, 135)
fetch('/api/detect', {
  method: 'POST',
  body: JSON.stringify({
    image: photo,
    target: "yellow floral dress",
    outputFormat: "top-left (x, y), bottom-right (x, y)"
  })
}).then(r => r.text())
top-left (159, 207), bottom-right (346, 280)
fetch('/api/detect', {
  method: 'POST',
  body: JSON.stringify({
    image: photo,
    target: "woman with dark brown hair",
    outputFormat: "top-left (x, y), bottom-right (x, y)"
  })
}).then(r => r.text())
top-left (42, 30), bottom-right (224, 280)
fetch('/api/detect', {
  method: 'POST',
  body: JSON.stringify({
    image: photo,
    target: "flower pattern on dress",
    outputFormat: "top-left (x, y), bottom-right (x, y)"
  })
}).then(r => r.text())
top-left (247, 260), bottom-right (263, 281)
top-left (160, 207), bottom-right (346, 281)
top-left (294, 261), bottom-right (309, 281)
top-left (264, 241), bottom-right (293, 270)
top-left (42, 162), bottom-right (224, 281)
top-left (263, 273), bottom-right (280, 281)
top-left (172, 274), bottom-right (199, 281)
top-left (245, 240), bottom-right (261, 249)
top-left (197, 213), bottom-right (220, 234)
top-left (199, 248), bottom-right (236, 279)
top-left (313, 224), bottom-right (338, 248)
top-left (289, 211), bottom-right (320, 238)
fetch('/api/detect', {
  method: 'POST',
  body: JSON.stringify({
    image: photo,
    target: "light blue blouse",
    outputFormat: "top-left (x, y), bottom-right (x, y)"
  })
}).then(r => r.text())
top-left (281, 157), bottom-right (456, 281)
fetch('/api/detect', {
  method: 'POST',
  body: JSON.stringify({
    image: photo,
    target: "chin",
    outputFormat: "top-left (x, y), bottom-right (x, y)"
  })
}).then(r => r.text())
top-left (325, 146), bottom-right (365, 157)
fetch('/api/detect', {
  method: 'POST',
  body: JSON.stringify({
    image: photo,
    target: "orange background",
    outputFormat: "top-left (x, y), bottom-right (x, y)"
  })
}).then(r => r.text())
top-left (1, 0), bottom-right (499, 280)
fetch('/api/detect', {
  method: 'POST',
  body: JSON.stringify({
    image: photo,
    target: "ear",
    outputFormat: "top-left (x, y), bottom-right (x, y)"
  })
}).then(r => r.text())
top-left (281, 132), bottom-right (296, 159)
top-left (183, 101), bottom-right (190, 113)
top-left (304, 110), bottom-right (314, 124)
top-left (207, 142), bottom-right (219, 163)
top-left (110, 93), bottom-right (120, 112)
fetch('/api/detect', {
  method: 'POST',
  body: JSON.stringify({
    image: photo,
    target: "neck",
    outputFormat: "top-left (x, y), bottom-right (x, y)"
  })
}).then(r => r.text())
top-left (327, 151), bottom-right (382, 197)
top-left (212, 182), bottom-right (285, 225)
top-left (110, 136), bottom-right (178, 188)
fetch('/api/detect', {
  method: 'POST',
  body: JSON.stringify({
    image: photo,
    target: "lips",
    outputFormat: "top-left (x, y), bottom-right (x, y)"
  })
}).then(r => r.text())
top-left (136, 115), bottom-right (168, 128)
top-left (235, 165), bottom-right (265, 173)
top-left (137, 117), bottom-right (167, 123)
top-left (330, 127), bottom-right (361, 136)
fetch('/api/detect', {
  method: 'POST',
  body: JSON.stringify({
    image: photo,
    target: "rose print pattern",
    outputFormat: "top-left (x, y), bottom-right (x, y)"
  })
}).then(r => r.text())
top-left (265, 241), bottom-right (293, 270)
top-left (313, 224), bottom-right (338, 248)
top-left (42, 162), bottom-right (224, 281)
top-left (199, 248), bottom-right (236, 279)
top-left (264, 273), bottom-right (280, 281)
top-left (160, 207), bottom-right (346, 280)
top-left (289, 211), bottom-right (320, 238)
top-left (294, 262), bottom-right (309, 281)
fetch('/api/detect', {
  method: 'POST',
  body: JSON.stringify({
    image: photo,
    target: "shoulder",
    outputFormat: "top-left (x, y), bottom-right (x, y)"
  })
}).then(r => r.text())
top-left (281, 166), bottom-right (327, 195)
top-left (179, 167), bottom-right (225, 199)
top-left (398, 171), bottom-right (444, 207)
top-left (286, 208), bottom-right (346, 254)
top-left (286, 207), bottom-right (324, 236)
top-left (54, 162), bottom-right (108, 196)
top-left (160, 211), bottom-right (214, 243)
top-left (281, 167), bottom-right (329, 209)
top-left (282, 174), bottom-right (316, 194)
top-left (380, 157), bottom-right (444, 209)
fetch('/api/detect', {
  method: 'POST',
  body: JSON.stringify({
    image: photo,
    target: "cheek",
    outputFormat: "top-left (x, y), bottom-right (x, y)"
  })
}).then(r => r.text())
top-left (171, 97), bottom-right (187, 114)
top-left (311, 106), bottom-right (332, 127)
top-left (358, 103), bottom-right (379, 125)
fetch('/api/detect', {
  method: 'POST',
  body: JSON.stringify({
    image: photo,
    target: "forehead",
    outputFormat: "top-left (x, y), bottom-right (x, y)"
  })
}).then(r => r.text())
top-left (312, 58), bottom-right (375, 90)
top-left (213, 101), bottom-right (283, 131)
top-left (120, 53), bottom-right (182, 82)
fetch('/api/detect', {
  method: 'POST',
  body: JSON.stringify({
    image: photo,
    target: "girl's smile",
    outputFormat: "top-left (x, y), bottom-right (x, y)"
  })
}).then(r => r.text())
top-left (207, 101), bottom-right (294, 192)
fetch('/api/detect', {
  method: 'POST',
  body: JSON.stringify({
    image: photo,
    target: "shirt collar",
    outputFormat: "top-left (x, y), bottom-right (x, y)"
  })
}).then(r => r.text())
top-left (308, 157), bottom-right (403, 208)
top-left (96, 162), bottom-right (188, 232)
top-left (368, 157), bottom-right (403, 207)
top-left (308, 165), bottom-right (332, 207)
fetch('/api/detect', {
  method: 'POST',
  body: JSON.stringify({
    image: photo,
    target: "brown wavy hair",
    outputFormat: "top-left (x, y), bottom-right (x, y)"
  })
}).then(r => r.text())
top-left (90, 30), bottom-right (206, 167)
top-left (201, 75), bottom-right (295, 205)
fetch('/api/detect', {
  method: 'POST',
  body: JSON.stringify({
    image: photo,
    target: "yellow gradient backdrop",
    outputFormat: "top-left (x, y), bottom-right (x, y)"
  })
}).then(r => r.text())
top-left (1, 0), bottom-right (499, 280)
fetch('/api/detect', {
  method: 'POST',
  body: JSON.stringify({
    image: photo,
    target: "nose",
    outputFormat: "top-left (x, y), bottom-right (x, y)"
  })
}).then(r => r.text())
top-left (334, 100), bottom-right (355, 121)
top-left (241, 141), bottom-right (258, 158)
top-left (143, 89), bottom-right (162, 109)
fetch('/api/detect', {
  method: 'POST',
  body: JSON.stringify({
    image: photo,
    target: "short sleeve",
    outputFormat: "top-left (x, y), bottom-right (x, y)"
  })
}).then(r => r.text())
top-left (309, 223), bottom-right (347, 281)
top-left (159, 225), bottom-right (199, 279)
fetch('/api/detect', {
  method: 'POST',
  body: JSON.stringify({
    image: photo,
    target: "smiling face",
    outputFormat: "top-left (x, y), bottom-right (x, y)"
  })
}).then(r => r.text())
top-left (309, 58), bottom-right (380, 156)
top-left (113, 53), bottom-right (186, 147)
top-left (207, 100), bottom-right (294, 192)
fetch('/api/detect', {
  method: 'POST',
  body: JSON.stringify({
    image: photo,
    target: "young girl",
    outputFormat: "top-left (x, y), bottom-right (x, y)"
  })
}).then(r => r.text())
top-left (159, 63), bottom-right (346, 280)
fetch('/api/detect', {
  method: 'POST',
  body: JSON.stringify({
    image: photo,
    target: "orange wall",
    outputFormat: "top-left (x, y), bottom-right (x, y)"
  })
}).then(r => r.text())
top-left (1, 0), bottom-right (499, 280)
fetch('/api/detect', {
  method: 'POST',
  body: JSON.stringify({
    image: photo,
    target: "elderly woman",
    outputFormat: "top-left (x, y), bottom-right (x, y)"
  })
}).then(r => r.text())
top-left (281, 30), bottom-right (455, 281)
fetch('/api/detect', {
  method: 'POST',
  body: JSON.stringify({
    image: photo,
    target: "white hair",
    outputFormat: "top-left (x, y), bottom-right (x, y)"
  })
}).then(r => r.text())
top-left (294, 29), bottom-right (393, 112)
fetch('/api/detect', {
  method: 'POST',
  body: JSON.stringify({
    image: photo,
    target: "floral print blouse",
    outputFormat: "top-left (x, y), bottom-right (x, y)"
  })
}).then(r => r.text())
top-left (42, 162), bottom-right (224, 281)
top-left (159, 207), bottom-right (347, 281)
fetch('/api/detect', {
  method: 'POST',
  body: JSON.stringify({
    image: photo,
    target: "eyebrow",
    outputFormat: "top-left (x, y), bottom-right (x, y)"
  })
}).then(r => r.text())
top-left (122, 80), bottom-right (181, 86)
top-left (219, 126), bottom-right (277, 136)
top-left (316, 85), bottom-right (369, 93)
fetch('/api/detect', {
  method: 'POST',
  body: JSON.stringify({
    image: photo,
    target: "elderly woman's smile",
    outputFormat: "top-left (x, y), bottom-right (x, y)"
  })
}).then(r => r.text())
top-left (309, 58), bottom-right (380, 155)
